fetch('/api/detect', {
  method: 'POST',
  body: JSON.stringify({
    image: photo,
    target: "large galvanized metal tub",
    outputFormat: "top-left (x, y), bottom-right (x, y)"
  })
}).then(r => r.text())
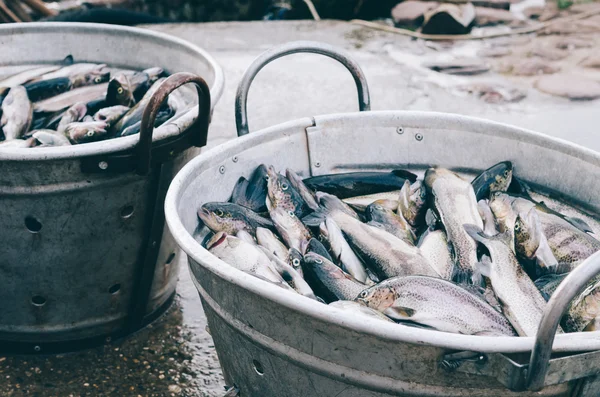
top-left (165, 42), bottom-right (600, 396)
top-left (0, 22), bottom-right (224, 353)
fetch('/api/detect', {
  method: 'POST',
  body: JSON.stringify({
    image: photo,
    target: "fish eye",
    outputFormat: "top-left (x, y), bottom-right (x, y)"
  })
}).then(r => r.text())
top-left (292, 258), bottom-right (300, 266)
top-left (515, 221), bottom-right (521, 232)
top-left (288, 211), bottom-right (295, 217)
top-left (94, 77), bottom-right (101, 83)
top-left (117, 87), bottom-right (124, 94)
top-left (374, 205), bottom-right (382, 210)
top-left (504, 170), bottom-right (510, 177)
top-left (281, 183), bottom-right (289, 191)
top-left (359, 290), bottom-right (368, 299)
top-left (215, 209), bottom-right (224, 217)
top-left (86, 131), bottom-right (94, 137)
top-left (314, 258), bottom-right (323, 264)
top-left (265, 176), bottom-right (269, 181)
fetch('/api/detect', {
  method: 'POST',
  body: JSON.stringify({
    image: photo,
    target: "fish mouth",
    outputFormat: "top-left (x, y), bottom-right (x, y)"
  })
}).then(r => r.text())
top-left (206, 232), bottom-right (227, 250)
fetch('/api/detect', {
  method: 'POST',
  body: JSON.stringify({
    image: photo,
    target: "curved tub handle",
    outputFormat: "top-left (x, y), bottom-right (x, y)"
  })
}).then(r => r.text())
top-left (235, 40), bottom-right (371, 137)
top-left (138, 72), bottom-right (211, 175)
top-left (527, 250), bottom-right (600, 391)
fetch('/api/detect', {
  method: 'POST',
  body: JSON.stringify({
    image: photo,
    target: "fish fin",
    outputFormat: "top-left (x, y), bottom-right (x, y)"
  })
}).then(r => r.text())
top-left (453, 267), bottom-right (474, 285)
top-left (535, 239), bottom-right (559, 270)
top-left (62, 54), bottom-right (74, 66)
top-left (383, 306), bottom-right (415, 320)
top-left (302, 209), bottom-right (328, 227)
top-left (464, 224), bottom-right (511, 246)
top-left (508, 175), bottom-right (532, 199)
top-left (475, 257), bottom-right (492, 278)
top-left (391, 169), bottom-right (419, 183)
top-left (564, 216), bottom-right (594, 234)
top-left (230, 177), bottom-right (249, 204)
top-left (463, 224), bottom-right (486, 242)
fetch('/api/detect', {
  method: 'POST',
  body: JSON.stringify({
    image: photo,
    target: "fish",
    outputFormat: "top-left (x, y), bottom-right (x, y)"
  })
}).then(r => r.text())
top-left (418, 229), bottom-right (455, 280)
top-left (478, 200), bottom-right (498, 236)
top-left (85, 98), bottom-right (108, 116)
top-left (36, 63), bottom-right (106, 81)
top-left (0, 65), bottom-right (61, 87)
top-left (256, 227), bottom-right (288, 260)
top-left (514, 207), bottom-right (559, 276)
top-left (34, 83), bottom-right (108, 113)
top-left (1, 86), bottom-right (33, 140)
top-left (259, 246), bottom-right (318, 300)
top-left (56, 102), bottom-right (87, 133)
top-left (535, 273), bottom-right (600, 333)
top-left (235, 230), bottom-right (256, 245)
top-left (93, 105), bottom-right (130, 128)
top-left (535, 273), bottom-right (567, 301)
top-left (329, 300), bottom-right (395, 323)
top-left (143, 67), bottom-right (165, 84)
top-left (471, 161), bottom-right (513, 201)
top-left (286, 169), bottom-right (319, 211)
top-left (319, 217), bottom-right (369, 283)
top-left (366, 202), bottom-right (416, 244)
top-left (206, 232), bottom-right (285, 284)
top-left (111, 77), bottom-right (165, 136)
top-left (306, 238), bottom-right (334, 263)
top-left (69, 65), bottom-right (110, 89)
top-left (266, 198), bottom-right (311, 254)
top-left (425, 168), bottom-right (484, 283)
top-left (198, 202), bottom-right (274, 237)
top-left (106, 72), bottom-right (150, 107)
top-left (356, 276), bottom-right (516, 336)
top-left (464, 224), bottom-right (555, 336)
top-left (0, 137), bottom-right (36, 148)
top-left (491, 193), bottom-right (600, 268)
top-left (303, 191), bottom-right (361, 226)
top-left (287, 248), bottom-right (304, 276)
top-left (266, 165), bottom-right (311, 218)
top-left (64, 121), bottom-right (108, 144)
top-left (329, 210), bottom-right (438, 279)
top-left (24, 77), bottom-right (73, 102)
top-left (302, 253), bottom-right (367, 302)
top-left (119, 105), bottom-right (173, 136)
top-left (32, 129), bottom-right (71, 146)
top-left (303, 170), bottom-right (418, 199)
top-left (343, 191), bottom-right (401, 212)
top-left (230, 164), bottom-right (269, 213)
top-left (398, 180), bottom-right (428, 228)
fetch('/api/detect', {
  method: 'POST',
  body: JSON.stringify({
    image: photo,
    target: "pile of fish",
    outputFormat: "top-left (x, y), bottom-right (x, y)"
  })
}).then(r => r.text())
top-left (197, 162), bottom-right (600, 337)
top-left (0, 56), bottom-right (194, 148)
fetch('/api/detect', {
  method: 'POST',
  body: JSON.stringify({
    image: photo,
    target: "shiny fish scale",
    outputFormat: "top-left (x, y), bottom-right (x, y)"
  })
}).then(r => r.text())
top-left (359, 276), bottom-right (515, 336)
top-left (425, 169), bottom-right (483, 281)
top-left (466, 229), bottom-right (552, 337)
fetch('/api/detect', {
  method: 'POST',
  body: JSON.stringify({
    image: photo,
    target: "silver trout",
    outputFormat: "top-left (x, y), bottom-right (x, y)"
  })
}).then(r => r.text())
top-left (357, 276), bottom-right (516, 336)
top-left (464, 224), bottom-right (557, 336)
top-left (425, 168), bottom-right (484, 283)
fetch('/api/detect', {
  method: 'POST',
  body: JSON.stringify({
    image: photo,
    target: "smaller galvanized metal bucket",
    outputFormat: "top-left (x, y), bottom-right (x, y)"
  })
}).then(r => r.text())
top-left (166, 41), bottom-right (600, 396)
top-left (0, 22), bottom-right (224, 354)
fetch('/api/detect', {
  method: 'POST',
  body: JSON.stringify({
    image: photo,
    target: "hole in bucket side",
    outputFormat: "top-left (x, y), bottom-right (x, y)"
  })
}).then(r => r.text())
top-left (120, 205), bottom-right (134, 219)
top-left (31, 296), bottom-right (46, 307)
top-left (166, 252), bottom-right (176, 265)
top-left (25, 216), bottom-right (42, 233)
top-left (108, 283), bottom-right (121, 294)
top-left (252, 360), bottom-right (264, 376)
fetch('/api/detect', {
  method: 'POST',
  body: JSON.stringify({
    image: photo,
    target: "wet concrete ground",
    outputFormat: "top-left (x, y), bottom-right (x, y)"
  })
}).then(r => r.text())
top-left (2, 19), bottom-right (599, 396)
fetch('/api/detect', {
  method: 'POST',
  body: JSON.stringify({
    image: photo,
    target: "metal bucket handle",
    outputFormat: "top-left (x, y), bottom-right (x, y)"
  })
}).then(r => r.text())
top-left (235, 40), bottom-right (371, 137)
top-left (138, 72), bottom-right (211, 175)
top-left (527, 250), bottom-right (600, 391)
